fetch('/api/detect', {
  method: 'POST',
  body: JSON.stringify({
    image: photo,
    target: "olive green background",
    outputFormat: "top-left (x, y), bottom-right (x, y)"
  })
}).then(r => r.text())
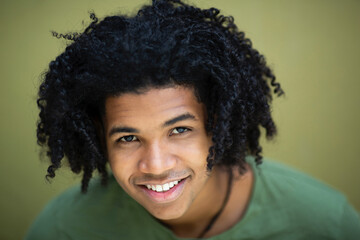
top-left (1, 0), bottom-right (359, 239)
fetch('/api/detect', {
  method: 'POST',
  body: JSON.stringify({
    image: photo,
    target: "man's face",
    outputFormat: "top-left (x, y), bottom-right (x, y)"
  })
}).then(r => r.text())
top-left (104, 86), bottom-right (214, 220)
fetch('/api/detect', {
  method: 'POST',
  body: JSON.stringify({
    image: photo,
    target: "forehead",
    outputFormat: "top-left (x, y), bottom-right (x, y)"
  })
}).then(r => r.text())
top-left (104, 86), bottom-right (206, 130)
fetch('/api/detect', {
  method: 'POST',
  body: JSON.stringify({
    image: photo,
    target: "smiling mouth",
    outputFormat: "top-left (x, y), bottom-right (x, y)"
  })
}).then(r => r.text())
top-left (140, 178), bottom-right (187, 203)
top-left (145, 179), bottom-right (183, 192)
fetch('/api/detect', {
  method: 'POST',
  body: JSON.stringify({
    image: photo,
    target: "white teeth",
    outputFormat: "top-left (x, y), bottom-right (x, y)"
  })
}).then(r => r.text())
top-left (163, 183), bottom-right (169, 191)
top-left (145, 180), bottom-right (180, 193)
top-left (156, 185), bottom-right (163, 192)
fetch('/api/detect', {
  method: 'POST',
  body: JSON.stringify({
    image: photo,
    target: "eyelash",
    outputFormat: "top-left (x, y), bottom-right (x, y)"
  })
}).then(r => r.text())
top-left (117, 135), bottom-right (138, 143)
top-left (116, 127), bottom-right (191, 143)
top-left (169, 127), bottom-right (190, 136)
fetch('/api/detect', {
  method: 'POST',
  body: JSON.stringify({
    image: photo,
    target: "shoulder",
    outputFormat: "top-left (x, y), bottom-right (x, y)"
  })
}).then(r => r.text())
top-left (257, 159), bottom-right (344, 204)
top-left (245, 157), bottom-right (360, 239)
top-left (24, 175), bottom-right (151, 240)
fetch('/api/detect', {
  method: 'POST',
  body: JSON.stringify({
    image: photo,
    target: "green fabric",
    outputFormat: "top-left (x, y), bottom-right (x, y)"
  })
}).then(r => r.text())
top-left (25, 159), bottom-right (360, 240)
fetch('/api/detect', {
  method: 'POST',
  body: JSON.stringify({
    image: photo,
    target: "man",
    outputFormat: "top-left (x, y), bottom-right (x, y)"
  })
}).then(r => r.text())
top-left (26, 0), bottom-right (360, 239)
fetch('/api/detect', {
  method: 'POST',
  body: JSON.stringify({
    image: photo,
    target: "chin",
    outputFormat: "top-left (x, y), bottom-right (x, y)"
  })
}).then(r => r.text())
top-left (146, 203), bottom-right (188, 221)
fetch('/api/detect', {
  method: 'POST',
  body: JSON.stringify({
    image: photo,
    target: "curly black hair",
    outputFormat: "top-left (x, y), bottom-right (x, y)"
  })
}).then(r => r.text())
top-left (37, 0), bottom-right (283, 193)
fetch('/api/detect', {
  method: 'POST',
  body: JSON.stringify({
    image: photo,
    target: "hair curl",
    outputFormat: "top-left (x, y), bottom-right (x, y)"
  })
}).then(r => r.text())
top-left (37, 0), bottom-right (283, 192)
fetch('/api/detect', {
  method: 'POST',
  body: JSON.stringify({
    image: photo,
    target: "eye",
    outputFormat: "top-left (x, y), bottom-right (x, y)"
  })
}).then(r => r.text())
top-left (118, 135), bottom-right (138, 143)
top-left (170, 127), bottom-right (190, 135)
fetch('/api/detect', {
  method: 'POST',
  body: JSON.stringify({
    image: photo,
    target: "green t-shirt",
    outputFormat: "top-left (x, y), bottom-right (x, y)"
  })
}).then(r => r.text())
top-left (25, 159), bottom-right (360, 239)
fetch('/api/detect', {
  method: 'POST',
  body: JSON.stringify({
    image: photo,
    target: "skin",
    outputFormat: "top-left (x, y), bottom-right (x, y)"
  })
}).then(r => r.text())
top-left (104, 86), bottom-right (253, 238)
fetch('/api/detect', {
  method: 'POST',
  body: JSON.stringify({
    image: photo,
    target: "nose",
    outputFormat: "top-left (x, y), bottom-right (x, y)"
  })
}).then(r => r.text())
top-left (138, 140), bottom-right (176, 175)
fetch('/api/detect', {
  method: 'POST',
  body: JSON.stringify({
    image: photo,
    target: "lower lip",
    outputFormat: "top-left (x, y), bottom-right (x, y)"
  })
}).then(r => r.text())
top-left (141, 178), bottom-right (187, 203)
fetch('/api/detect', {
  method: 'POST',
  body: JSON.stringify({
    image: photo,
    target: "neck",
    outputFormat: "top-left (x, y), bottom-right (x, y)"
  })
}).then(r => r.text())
top-left (160, 164), bottom-right (254, 238)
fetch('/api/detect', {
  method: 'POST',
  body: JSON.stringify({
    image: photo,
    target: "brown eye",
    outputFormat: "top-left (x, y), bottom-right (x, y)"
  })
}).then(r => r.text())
top-left (119, 135), bottom-right (138, 142)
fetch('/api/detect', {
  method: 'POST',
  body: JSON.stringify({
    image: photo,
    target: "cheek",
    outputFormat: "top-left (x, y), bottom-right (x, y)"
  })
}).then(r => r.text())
top-left (175, 134), bottom-right (211, 167)
top-left (107, 148), bottom-right (138, 184)
top-left (107, 141), bottom-right (139, 165)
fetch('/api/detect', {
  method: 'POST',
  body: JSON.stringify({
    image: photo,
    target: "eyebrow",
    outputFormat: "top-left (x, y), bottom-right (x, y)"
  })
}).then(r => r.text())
top-left (108, 113), bottom-right (197, 137)
top-left (162, 113), bottom-right (196, 127)
top-left (109, 127), bottom-right (139, 137)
